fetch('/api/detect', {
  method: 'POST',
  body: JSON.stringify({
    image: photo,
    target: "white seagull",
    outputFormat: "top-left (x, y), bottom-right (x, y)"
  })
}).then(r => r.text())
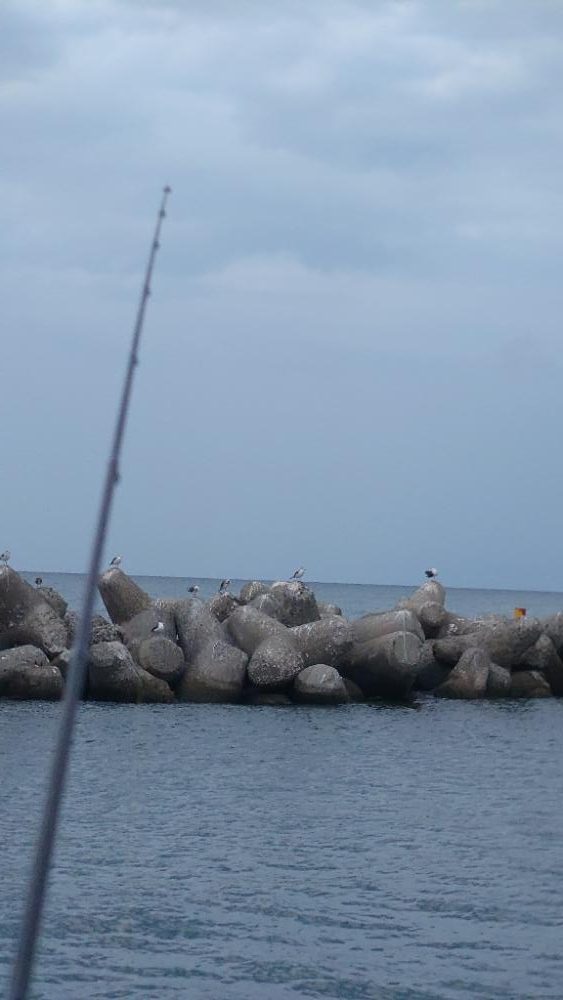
top-left (218, 579), bottom-right (231, 593)
top-left (110, 555), bottom-right (122, 568)
top-left (425, 567), bottom-right (438, 579)
top-left (151, 621), bottom-right (165, 633)
top-left (290, 566), bottom-right (305, 581)
top-left (1, 550), bottom-right (11, 566)
top-left (187, 584), bottom-right (200, 595)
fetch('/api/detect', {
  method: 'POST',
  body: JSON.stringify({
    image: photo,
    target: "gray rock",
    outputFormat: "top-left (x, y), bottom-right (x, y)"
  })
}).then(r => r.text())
top-left (248, 592), bottom-right (285, 619)
top-left (36, 585), bottom-right (68, 618)
top-left (88, 641), bottom-right (172, 703)
top-left (178, 639), bottom-right (248, 702)
top-left (486, 662), bottom-right (511, 698)
top-left (137, 637), bottom-right (186, 687)
top-left (226, 605), bottom-right (287, 656)
top-left (0, 566), bottom-right (68, 658)
top-left (98, 567), bottom-right (152, 625)
top-left (120, 607), bottom-right (177, 656)
top-left (65, 611), bottom-right (122, 647)
top-left (269, 581), bottom-right (320, 626)
top-left (52, 649), bottom-right (72, 681)
top-left (175, 599), bottom-right (223, 662)
top-left (292, 664), bottom-right (349, 705)
top-left (434, 618), bottom-right (542, 670)
top-left (414, 640), bottom-right (452, 692)
top-left (247, 634), bottom-right (305, 691)
top-left (291, 616), bottom-right (353, 669)
top-left (518, 634), bottom-right (561, 675)
top-left (343, 631), bottom-right (422, 699)
top-left (417, 601), bottom-right (447, 639)
top-left (0, 645), bottom-right (63, 700)
top-left (352, 609), bottom-right (424, 646)
top-left (207, 592), bottom-right (241, 623)
top-left (399, 579), bottom-right (446, 612)
top-left (318, 601), bottom-right (343, 618)
top-left (239, 581), bottom-right (271, 604)
top-left (543, 612), bottom-right (563, 657)
top-left (435, 647), bottom-right (490, 699)
top-left (510, 670), bottom-right (552, 699)
top-left (137, 669), bottom-right (175, 703)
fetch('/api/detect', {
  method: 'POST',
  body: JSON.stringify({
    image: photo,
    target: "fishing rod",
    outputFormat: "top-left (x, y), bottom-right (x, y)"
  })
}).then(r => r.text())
top-left (8, 185), bottom-right (172, 1000)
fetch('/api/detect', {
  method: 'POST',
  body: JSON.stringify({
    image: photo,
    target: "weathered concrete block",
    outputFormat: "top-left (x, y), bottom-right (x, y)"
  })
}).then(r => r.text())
top-left (65, 611), bottom-right (122, 647)
top-left (247, 634), bottom-right (304, 691)
top-left (291, 616), bottom-right (353, 669)
top-left (486, 662), bottom-right (511, 698)
top-left (352, 609), bottom-right (424, 646)
top-left (414, 640), bottom-right (452, 692)
top-left (98, 567), bottom-right (152, 625)
top-left (0, 566), bottom-right (68, 658)
top-left (399, 579), bottom-right (446, 613)
top-left (239, 581), bottom-right (271, 604)
top-left (207, 592), bottom-right (241, 623)
top-left (510, 670), bottom-right (552, 699)
top-left (269, 581), bottom-right (320, 626)
top-left (137, 636), bottom-right (186, 687)
top-left (318, 601), bottom-right (343, 618)
top-left (88, 640), bottom-right (172, 703)
top-left (0, 645), bottom-right (63, 700)
top-left (435, 647), bottom-right (489, 699)
top-left (175, 599), bottom-right (223, 662)
top-left (226, 606), bottom-right (287, 657)
top-left (178, 639), bottom-right (248, 703)
top-left (343, 631), bottom-right (421, 699)
top-left (292, 664), bottom-right (349, 705)
top-left (36, 585), bottom-right (67, 618)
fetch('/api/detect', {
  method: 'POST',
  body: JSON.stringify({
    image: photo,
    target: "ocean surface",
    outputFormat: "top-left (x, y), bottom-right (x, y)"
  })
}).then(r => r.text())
top-left (2, 576), bottom-right (563, 999)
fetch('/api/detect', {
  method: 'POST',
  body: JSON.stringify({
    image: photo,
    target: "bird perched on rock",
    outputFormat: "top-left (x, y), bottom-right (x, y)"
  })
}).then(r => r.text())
top-left (187, 584), bottom-right (200, 595)
top-left (0, 550), bottom-right (10, 566)
top-left (110, 555), bottom-right (122, 568)
top-left (151, 621), bottom-right (165, 633)
top-left (425, 568), bottom-right (438, 579)
top-left (290, 566), bottom-right (305, 581)
top-left (218, 579), bottom-right (231, 593)
top-left (35, 577), bottom-right (43, 587)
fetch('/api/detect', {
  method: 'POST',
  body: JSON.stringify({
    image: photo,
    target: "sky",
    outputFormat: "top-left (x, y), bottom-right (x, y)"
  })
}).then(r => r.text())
top-left (2, 0), bottom-right (563, 590)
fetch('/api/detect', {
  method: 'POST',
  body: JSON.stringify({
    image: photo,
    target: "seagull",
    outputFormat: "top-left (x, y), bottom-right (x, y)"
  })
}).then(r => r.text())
top-left (151, 621), bottom-right (165, 633)
top-left (110, 555), bottom-right (122, 568)
top-left (425, 568), bottom-right (438, 579)
top-left (290, 567), bottom-right (305, 581)
top-left (0, 550), bottom-right (10, 566)
top-left (187, 585), bottom-right (200, 595)
top-left (218, 579), bottom-right (231, 594)
top-left (35, 577), bottom-right (43, 587)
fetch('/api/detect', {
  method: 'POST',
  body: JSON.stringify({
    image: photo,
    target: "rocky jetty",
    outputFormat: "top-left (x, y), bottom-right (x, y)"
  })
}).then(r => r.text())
top-left (1, 563), bottom-right (562, 705)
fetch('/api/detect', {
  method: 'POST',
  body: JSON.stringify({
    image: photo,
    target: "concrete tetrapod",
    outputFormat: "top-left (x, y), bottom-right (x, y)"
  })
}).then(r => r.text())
top-left (0, 566), bottom-right (68, 658)
top-left (0, 645), bottom-right (63, 700)
top-left (98, 567), bottom-right (153, 625)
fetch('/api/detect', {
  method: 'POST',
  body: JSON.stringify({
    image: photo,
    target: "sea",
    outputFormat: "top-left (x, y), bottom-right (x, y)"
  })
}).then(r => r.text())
top-left (1, 575), bottom-right (563, 999)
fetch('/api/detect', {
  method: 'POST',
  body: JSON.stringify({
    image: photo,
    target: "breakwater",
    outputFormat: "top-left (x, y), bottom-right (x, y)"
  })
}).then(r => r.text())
top-left (1, 564), bottom-right (562, 703)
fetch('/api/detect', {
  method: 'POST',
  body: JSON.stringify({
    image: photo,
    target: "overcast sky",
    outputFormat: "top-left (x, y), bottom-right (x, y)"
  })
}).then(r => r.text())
top-left (2, 0), bottom-right (563, 589)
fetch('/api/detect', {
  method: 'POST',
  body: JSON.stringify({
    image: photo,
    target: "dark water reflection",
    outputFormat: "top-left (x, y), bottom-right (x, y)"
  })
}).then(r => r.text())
top-left (2, 699), bottom-right (563, 998)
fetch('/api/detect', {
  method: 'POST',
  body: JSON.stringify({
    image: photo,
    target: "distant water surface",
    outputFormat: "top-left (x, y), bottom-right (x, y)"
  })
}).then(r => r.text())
top-left (18, 571), bottom-right (563, 620)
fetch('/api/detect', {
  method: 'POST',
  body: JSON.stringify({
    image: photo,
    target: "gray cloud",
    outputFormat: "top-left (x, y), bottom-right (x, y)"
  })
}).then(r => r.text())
top-left (2, 0), bottom-right (563, 588)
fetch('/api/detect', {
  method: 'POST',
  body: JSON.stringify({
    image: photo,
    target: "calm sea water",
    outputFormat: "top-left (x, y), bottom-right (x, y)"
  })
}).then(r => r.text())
top-left (17, 571), bottom-right (563, 621)
top-left (2, 577), bottom-right (563, 999)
